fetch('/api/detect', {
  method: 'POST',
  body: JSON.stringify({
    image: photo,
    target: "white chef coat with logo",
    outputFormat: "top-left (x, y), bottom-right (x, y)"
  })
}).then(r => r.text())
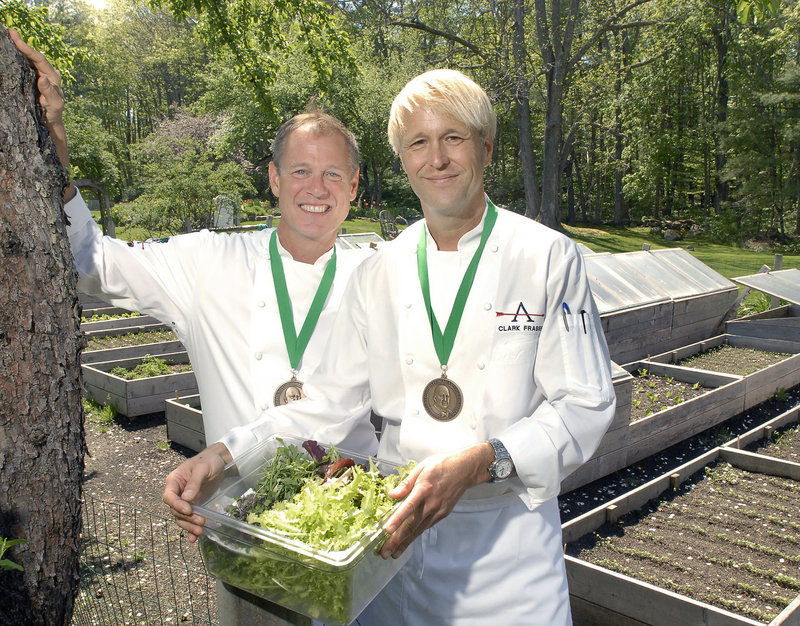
top-left (65, 192), bottom-right (376, 450)
top-left (221, 202), bottom-right (616, 624)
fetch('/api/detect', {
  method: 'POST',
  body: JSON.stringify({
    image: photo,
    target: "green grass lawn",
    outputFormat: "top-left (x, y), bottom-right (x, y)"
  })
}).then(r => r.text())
top-left (565, 224), bottom-right (800, 279)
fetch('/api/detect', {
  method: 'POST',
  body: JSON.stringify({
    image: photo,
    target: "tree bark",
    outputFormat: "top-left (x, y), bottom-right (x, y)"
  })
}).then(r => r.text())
top-left (712, 7), bottom-right (730, 214)
top-left (0, 27), bottom-right (85, 625)
top-left (513, 0), bottom-right (540, 220)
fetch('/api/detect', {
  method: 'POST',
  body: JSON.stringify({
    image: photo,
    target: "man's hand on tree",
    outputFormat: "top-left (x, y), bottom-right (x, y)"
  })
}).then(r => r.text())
top-left (8, 28), bottom-right (75, 203)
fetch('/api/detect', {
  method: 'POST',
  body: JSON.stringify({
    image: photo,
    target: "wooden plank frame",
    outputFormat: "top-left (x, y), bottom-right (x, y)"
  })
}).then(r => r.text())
top-left (82, 323), bottom-right (171, 339)
top-left (165, 394), bottom-right (206, 452)
top-left (81, 351), bottom-right (198, 417)
top-left (80, 314), bottom-right (160, 332)
top-left (561, 362), bottom-right (740, 493)
top-left (81, 340), bottom-right (184, 364)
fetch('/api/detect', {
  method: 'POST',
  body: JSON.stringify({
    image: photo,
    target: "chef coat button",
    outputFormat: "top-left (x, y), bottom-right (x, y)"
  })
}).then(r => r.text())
top-left (262, 404), bottom-right (269, 411)
top-left (483, 302), bottom-right (492, 311)
top-left (255, 352), bottom-right (262, 360)
top-left (411, 409), bottom-right (419, 416)
top-left (491, 244), bottom-right (499, 253)
top-left (477, 362), bottom-right (485, 370)
top-left (405, 302), bottom-right (412, 309)
top-left (405, 356), bottom-right (414, 365)
top-left (257, 300), bottom-right (265, 308)
top-left (470, 419), bottom-right (478, 429)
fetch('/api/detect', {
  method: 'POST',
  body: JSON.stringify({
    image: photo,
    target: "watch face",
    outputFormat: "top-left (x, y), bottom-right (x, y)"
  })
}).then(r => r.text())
top-left (494, 458), bottom-right (513, 480)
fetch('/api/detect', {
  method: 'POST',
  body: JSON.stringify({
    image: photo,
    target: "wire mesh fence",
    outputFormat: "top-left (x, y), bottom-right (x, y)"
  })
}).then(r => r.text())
top-left (72, 495), bottom-right (219, 625)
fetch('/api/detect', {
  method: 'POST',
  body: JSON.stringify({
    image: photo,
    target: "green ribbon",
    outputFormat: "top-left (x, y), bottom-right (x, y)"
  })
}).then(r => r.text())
top-left (269, 230), bottom-right (336, 371)
top-left (417, 200), bottom-right (498, 368)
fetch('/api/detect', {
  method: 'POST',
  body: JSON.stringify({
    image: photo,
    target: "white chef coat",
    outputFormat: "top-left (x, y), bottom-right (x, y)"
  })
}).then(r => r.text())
top-left (65, 192), bottom-right (376, 448)
top-left (220, 201), bottom-right (615, 624)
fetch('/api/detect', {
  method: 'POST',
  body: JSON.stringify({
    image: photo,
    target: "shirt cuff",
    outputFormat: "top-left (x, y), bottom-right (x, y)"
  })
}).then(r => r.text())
top-left (216, 425), bottom-right (260, 462)
top-left (64, 190), bottom-right (93, 237)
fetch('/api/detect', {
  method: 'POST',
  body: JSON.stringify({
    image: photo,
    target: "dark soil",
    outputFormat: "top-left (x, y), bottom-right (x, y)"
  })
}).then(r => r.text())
top-left (79, 408), bottom-right (216, 625)
top-left (82, 408), bottom-right (192, 508)
top-left (678, 344), bottom-right (793, 376)
top-left (565, 460), bottom-right (800, 623)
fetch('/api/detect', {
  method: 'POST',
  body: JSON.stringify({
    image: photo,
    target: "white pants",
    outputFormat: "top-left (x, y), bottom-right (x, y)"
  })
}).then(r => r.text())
top-left (355, 495), bottom-right (571, 626)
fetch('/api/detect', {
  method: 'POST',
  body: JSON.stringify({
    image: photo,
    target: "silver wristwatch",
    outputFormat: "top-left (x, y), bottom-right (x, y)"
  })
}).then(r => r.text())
top-left (488, 438), bottom-right (513, 482)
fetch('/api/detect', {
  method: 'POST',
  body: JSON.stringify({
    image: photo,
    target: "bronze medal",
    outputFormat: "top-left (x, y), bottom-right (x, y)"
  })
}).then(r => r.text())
top-left (273, 377), bottom-right (306, 406)
top-left (422, 374), bottom-right (463, 421)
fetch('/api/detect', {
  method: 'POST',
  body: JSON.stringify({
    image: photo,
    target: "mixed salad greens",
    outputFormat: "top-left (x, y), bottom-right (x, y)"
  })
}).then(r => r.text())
top-left (225, 439), bottom-right (413, 551)
top-left (200, 439), bottom-right (413, 624)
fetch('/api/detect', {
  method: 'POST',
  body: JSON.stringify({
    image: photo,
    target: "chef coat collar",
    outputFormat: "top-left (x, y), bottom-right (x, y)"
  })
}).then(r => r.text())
top-left (424, 196), bottom-right (491, 252)
top-left (268, 228), bottom-right (336, 268)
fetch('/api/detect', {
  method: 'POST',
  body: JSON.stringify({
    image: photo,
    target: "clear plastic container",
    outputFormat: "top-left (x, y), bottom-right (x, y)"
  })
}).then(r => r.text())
top-left (194, 434), bottom-right (410, 625)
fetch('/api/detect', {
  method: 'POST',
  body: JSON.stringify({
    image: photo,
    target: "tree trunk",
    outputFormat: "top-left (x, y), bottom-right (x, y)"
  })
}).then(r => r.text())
top-left (0, 27), bottom-right (85, 625)
top-left (513, 0), bottom-right (541, 220)
top-left (712, 9), bottom-right (730, 214)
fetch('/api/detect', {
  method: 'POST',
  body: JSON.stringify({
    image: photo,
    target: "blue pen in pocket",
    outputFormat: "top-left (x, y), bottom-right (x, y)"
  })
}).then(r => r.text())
top-left (562, 302), bottom-right (570, 332)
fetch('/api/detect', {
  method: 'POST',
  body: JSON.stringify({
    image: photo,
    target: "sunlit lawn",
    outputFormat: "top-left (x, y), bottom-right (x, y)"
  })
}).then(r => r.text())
top-left (565, 224), bottom-right (800, 279)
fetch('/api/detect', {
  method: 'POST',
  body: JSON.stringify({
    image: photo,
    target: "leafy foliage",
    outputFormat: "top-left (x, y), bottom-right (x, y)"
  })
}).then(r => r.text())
top-left (151, 0), bottom-right (357, 118)
top-left (0, 536), bottom-right (26, 572)
top-left (1, 0), bottom-right (81, 80)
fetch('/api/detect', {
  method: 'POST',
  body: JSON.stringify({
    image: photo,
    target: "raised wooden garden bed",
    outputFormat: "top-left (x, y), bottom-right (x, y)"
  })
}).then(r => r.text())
top-left (562, 334), bottom-right (800, 493)
top-left (599, 289), bottom-right (737, 366)
top-left (563, 446), bottom-right (800, 625)
top-left (83, 322), bottom-right (171, 340)
top-left (647, 334), bottom-right (800, 409)
top-left (82, 351), bottom-right (198, 417)
top-left (722, 403), bottom-right (800, 462)
top-left (165, 394), bottom-right (205, 452)
top-left (82, 339), bottom-right (184, 364)
top-left (727, 305), bottom-right (800, 344)
top-left (80, 313), bottom-right (160, 333)
top-left (562, 361), bottom-right (740, 493)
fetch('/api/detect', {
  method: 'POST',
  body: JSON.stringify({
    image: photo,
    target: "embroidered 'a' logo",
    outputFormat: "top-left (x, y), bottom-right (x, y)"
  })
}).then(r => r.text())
top-left (495, 302), bottom-right (543, 322)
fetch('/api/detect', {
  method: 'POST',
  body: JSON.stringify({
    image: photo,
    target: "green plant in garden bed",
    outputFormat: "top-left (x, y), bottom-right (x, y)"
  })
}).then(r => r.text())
top-left (81, 312), bottom-right (141, 323)
top-left (630, 371), bottom-right (708, 422)
top-left (85, 329), bottom-right (177, 351)
top-left (109, 355), bottom-right (192, 380)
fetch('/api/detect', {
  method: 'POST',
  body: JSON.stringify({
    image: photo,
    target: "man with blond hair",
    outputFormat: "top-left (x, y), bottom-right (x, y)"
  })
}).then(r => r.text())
top-left (165, 69), bottom-right (614, 624)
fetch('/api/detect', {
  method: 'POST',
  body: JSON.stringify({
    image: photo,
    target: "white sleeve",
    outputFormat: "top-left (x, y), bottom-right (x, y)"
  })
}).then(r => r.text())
top-left (502, 243), bottom-right (616, 503)
top-left (65, 191), bottom-right (201, 329)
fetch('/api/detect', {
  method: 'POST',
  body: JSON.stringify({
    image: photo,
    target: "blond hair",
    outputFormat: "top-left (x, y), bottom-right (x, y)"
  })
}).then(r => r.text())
top-left (388, 69), bottom-right (496, 153)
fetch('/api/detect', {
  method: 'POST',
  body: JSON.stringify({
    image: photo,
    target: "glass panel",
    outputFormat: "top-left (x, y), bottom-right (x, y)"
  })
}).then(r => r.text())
top-left (733, 269), bottom-right (800, 306)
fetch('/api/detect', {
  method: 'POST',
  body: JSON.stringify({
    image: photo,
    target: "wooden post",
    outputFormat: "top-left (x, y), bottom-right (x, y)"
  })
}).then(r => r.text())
top-left (771, 253), bottom-right (783, 309)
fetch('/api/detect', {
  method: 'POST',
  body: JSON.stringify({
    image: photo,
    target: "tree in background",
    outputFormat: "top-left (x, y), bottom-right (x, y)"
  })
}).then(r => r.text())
top-left (132, 111), bottom-right (255, 233)
top-left (154, 0), bottom-right (358, 118)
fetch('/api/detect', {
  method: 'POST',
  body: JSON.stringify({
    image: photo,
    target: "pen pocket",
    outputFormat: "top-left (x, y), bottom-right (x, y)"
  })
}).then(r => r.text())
top-left (558, 312), bottom-right (611, 396)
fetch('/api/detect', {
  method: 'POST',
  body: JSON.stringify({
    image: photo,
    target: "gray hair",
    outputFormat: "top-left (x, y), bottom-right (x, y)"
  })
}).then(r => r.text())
top-left (272, 111), bottom-right (360, 176)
